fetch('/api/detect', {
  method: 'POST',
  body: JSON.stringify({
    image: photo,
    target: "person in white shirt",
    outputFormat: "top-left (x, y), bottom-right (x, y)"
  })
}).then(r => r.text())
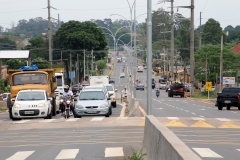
top-left (121, 88), bottom-right (128, 98)
top-left (60, 85), bottom-right (76, 118)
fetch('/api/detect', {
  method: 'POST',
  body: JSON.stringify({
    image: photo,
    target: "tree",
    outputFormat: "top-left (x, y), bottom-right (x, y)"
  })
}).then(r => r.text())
top-left (202, 18), bottom-right (223, 45)
top-left (32, 57), bottom-right (49, 69)
top-left (0, 37), bottom-right (17, 50)
top-left (97, 60), bottom-right (107, 70)
top-left (6, 59), bottom-right (26, 69)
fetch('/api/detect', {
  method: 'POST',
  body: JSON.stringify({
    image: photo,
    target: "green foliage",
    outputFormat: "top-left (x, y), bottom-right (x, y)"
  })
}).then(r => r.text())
top-left (0, 37), bottom-right (17, 50)
top-left (52, 62), bottom-right (65, 68)
top-left (194, 44), bottom-right (240, 82)
top-left (202, 18), bottom-right (223, 45)
top-left (97, 60), bottom-right (107, 70)
top-left (6, 59), bottom-right (26, 69)
top-left (124, 147), bottom-right (146, 160)
top-left (53, 20), bottom-right (107, 51)
top-left (32, 57), bottom-right (49, 69)
top-left (0, 79), bottom-right (10, 92)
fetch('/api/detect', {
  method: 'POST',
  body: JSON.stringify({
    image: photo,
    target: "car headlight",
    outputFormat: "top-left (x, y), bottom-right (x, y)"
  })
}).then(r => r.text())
top-left (38, 103), bottom-right (45, 107)
top-left (76, 105), bottom-right (84, 109)
top-left (13, 104), bottom-right (21, 108)
top-left (100, 104), bottom-right (107, 108)
top-left (66, 100), bottom-right (71, 104)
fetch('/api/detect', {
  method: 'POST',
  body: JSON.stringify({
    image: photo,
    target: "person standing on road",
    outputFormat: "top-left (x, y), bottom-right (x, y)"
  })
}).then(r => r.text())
top-left (121, 88), bottom-right (128, 103)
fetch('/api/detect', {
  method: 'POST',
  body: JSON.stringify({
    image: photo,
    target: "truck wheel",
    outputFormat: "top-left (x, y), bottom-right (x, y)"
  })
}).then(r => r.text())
top-left (227, 105), bottom-right (231, 110)
top-left (8, 108), bottom-right (13, 119)
top-left (238, 106), bottom-right (240, 110)
top-left (112, 102), bottom-right (117, 108)
top-left (52, 98), bottom-right (56, 116)
top-left (218, 104), bottom-right (223, 110)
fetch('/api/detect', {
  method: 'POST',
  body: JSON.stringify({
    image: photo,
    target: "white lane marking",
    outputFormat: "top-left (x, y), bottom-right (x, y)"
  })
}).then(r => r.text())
top-left (200, 109), bottom-right (205, 110)
top-left (185, 110), bottom-right (189, 112)
top-left (40, 119), bottom-right (56, 123)
top-left (55, 149), bottom-right (79, 159)
top-left (90, 117), bottom-right (104, 121)
top-left (191, 112), bottom-right (196, 115)
top-left (216, 118), bottom-right (231, 122)
top-left (167, 117), bottom-right (179, 120)
top-left (105, 147), bottom-right (124, 157)
top-left (191, 117), bottom-right (205, 121)
top-left (6, 151), bottom-right (35, 160)
top-left (156, 108), bottom-right (163, 110)
top-left (192, 148), bottom-right (223, 158)
top-left (117, 117), bottom-right (128, 120)
top-left (231, 111), bottom-right (237, 113)
top-left (200, 115), bottom-right (205, 118)
top-left (14, 120), bottom-right (30, 124)
top-left (119, 102), bottom-right (125, 117)
top-left (180, 109), bottom-right (183, 110)
top-left (66, 118), bottom-right (78, 122)
top-left (237, 149), bottom-right (240, 152)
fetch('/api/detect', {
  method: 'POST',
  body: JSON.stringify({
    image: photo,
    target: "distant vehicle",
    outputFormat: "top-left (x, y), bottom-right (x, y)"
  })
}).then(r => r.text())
top-left (120, 73), bottom-right (125, 78)
top-left (135, 83), bottom-right (145, 90)
top-left (2, 93), bottom-right (10, 102)
top-left (168, 82), bottom-right (184, 98)
top-left (184, 84), bottom-right (191, 92)
top-left (137, 66), bottom-right (144, 72)
top-left (72, 84), bottom-right (83, 95)
top-left (109, 78), bottom-right (115, 84)
top-left (11, 90), bottom-right (53, 120)
top-left (159, 82), bottom-right (167, 89)
top-left (89, 76), bottom-right (109, 86)
top-left (143, 65), bottom-right (147, 69)
top-left (81, 81), bottom-right (89, 87)
top-left (152, 77), bottom-right (156, 89)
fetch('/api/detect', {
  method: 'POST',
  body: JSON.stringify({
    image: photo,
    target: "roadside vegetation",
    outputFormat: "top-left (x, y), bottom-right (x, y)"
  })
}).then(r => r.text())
top-left (191, 90), bottom-right (217, 99)
top-left (124, 148), bottom-right (146, 160)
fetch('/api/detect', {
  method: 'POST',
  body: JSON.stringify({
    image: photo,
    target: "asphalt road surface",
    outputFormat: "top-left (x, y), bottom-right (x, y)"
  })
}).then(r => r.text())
top-left (135, 66), bottom-right (240, 160)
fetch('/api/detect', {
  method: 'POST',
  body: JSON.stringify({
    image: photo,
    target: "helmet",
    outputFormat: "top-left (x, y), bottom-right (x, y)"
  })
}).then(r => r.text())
top-left (64, 85), bottom-right (69, 92)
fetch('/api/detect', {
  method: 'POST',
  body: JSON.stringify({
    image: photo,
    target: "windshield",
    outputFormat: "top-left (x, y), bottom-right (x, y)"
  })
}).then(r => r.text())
top-left (17, 91), bottom-right (45, 101)
top-left (13, 74), bottom-right (47, 85)
top-left (56, 76), bottom-right (63, 86)
top-left (106, 86), bottom-right (113, 91)
top-left (82, 81), bottom-right (89, 84)
top-left (79, 91), bottom-right (105, 100)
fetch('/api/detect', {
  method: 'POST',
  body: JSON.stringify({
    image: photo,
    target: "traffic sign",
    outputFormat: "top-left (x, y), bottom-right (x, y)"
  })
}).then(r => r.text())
top-left (205, 82), bottom-right (212, 91)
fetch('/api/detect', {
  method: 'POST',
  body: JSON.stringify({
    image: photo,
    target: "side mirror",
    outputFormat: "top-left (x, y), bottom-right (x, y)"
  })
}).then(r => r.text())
top-left (48, 97), bottom-right (53, 101)
top-left (107, 97), bottom-right (110, 100)
top-left (114, 89), bottom-right (118, 92)
top-left (11, 98), bottom-right (15, 102)
top-left (52, 76), bottom-right (56, 82)
top-left (60, 93), bottom-right (63, 95)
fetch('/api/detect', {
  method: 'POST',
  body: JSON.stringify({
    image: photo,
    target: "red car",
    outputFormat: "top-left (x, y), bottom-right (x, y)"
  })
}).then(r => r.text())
top-left (81, 81), bottom-right (89, 87)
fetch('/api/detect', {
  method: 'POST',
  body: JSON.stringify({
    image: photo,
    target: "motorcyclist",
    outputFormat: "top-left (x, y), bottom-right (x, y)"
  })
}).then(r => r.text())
top-left (156, 88), bottom-right (160, 97)
top-left (60, 85), bottom-right (76, 118)
top-left (121, 88), bottom-right (128, 103)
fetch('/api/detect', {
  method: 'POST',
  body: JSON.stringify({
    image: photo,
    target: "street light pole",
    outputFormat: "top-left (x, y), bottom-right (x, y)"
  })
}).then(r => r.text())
top-left (190, 0), bottom-right (195, 96)
top-left (133, 0), bottom-right (137, 98)
top-left (170, 0), bottom-right (174, 80)
top-left (220, 34), bottom-right (223, 92)
top-left (147, 0), bottom-right (152, 115)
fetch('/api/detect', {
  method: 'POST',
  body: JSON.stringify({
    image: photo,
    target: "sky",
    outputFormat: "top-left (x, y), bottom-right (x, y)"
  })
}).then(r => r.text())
top-left (0, 0), bottom-right (239, 30)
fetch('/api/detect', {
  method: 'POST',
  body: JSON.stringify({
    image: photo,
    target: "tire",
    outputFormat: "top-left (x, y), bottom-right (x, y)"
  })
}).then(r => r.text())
top-left (105, 109), bottom-right (110, 117)
top-left (44, 110), bottom-right (52, 119)
top-left (52, 98), bottom-right (56, 116)
top-left (66, 110), bottom-right (70, 119)
top-left (238, 105), bottom-right (240, 110)
top-left (112, 102), bottom-right (117, 108)
top-left (218, 104), bottom-right (223, 110)
top-left (76, 115), bottom-right (82, 118)
top-left (109, 107), bottom-right (112, 115)
top-left (9, 108), bottom-right (13, 120)
top-left (227, 105), bottom-right (231, 110)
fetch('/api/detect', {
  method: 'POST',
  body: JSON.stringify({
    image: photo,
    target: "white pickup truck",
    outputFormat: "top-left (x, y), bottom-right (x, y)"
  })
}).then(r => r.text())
top-left (104, 84), bottom-right (118, 108)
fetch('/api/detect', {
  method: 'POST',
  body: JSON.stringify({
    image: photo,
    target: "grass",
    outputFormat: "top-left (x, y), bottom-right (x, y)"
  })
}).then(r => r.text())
top-left (0, 106), bottom-right (7, 111)
top-left (124, 147), bottom-right (147, 160)
top-left (190, 90), bottom-right (217, 99)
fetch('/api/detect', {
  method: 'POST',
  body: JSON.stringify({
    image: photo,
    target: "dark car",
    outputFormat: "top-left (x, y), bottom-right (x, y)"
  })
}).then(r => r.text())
top-left (72, 84), bottom-right (83, 95)
top-left (135, 83), bottom-right (145, 90)
top-left (152, 78), bottom-right (156, 89)
top-left (109, 78), bottom-right (115, 84)
top-left (217, 87), bottom-right (240, 110)
top-left (168, 82), bottom-right (185, 98)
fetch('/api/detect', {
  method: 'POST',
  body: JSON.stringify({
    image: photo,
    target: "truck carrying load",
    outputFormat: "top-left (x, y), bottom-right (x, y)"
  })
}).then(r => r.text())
top-left (7, 64), bottom-right (59, 120)
top-left (89, 76), bottom-right (109, 86)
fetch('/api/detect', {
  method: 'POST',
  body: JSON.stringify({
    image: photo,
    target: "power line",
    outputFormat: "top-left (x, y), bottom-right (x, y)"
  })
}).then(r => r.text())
top-left (202, 0), bottom-right (209, 12)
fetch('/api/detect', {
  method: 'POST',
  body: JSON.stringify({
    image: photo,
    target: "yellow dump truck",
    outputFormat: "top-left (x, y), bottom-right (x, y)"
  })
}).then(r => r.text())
top-left (7, 67), bottom-right (58, 119)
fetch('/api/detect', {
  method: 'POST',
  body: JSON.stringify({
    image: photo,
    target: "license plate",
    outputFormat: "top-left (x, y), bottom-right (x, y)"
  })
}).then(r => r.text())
top-left (87, 110), bottom-right (97, 113)
top-left (225, 101), bottom-right (231, 103)
top-left (25, 111), bottom-right (34, 114)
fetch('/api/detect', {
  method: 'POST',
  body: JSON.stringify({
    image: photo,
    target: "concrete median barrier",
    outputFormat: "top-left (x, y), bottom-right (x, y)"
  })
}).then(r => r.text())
top-left (143, 115), bottom-right (201, 160)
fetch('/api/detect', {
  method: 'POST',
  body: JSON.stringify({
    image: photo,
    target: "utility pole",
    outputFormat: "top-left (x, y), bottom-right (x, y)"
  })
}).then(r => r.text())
top-left (183, 60), bottom-right (186, 83)
top-left (205, 53), bottom-right (208, 83)
top-left (70, 52), bottom-right (72, 86)
top-left (133, 0), bottom-right (137, 97)
top-left (84, 49), bottom-right (85, 80)
top-left (220, 34), bottom-right (223, 92)
top-left (60, 50), bottom-right (62, 60)
top-left (58, 14), bottom-right (60, 29)
top-left (47, 0), bottom-right (52, 67)
top-left (170, 0), bottom-right (174, 80)
top-left (91, 49), bottom-right (93, 75)
top-left (77, 54), bottom-right (79, 84)
top-left (199, 12), bottom-right (202, 47)
top-left (190, 0), bottom-right (195, 96)
top-left (147, 0), bottom-right (152, 115)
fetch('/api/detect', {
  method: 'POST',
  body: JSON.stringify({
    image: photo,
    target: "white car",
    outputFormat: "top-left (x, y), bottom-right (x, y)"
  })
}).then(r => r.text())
top-left (11, 90), bottom-right (52, 120)
top-left (2, 93), bottom-right (10, 102)
top-left (120, 73), bottom-right (125, 78)
top-left (75, 89), bottom-right (111, 118)
top-left (159, 82), bottom-right (167, 89)
top-left (104, 84), bottom-right (118, 108)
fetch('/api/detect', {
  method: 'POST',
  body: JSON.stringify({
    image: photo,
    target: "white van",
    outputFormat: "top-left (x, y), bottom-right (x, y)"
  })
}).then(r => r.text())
top-left (137, 66), bottom-right (144, 72)
top-left (89, 76), bottom-right (109, 86)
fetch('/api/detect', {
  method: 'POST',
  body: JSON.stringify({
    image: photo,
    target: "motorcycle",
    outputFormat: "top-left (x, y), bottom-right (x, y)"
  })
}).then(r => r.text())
top-left (64, 95), bottom-right (72, 119)
top-left (156, 90), bottom-right (160, 97)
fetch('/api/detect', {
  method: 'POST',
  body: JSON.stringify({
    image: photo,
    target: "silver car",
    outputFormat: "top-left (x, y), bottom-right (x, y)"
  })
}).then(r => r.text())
top-left (75, 89), bottom-right (111, 118)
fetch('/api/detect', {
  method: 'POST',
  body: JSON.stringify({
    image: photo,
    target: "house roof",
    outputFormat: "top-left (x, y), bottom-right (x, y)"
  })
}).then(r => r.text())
top-left (232, 43), bottom-right (240, 54)
top-left (0, 50), bottom-right (30, 59)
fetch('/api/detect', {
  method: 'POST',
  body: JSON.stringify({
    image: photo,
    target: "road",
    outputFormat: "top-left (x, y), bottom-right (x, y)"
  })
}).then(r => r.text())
top-left (135, 67), bottom-right (240, 160)
top-left (0, 54), bottom-right (144, 159)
